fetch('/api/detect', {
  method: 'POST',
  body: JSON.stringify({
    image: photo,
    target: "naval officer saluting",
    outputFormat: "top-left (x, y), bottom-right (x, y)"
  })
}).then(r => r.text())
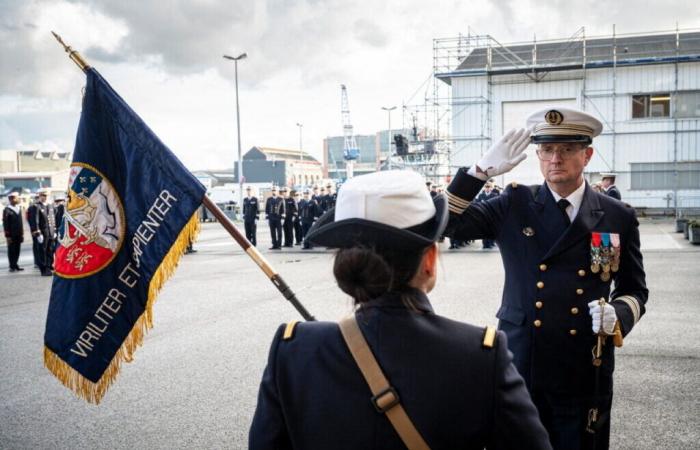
top-left (445, 107), bottom-right (648, 450)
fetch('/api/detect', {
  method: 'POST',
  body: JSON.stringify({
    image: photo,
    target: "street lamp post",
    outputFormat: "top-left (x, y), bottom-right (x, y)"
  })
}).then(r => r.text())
top-left (296, 123), bottom-right (303, 161)
top-left (223, 52), bottom-right (247, 216)
top-left (381, 106), bottom-right (396, 170)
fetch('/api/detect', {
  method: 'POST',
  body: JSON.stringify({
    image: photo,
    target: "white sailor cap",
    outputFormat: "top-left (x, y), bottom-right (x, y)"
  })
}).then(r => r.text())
top-left (600, 172), bottom-right (617, 179)
top-left (527, 107), bottom-right (603, 145)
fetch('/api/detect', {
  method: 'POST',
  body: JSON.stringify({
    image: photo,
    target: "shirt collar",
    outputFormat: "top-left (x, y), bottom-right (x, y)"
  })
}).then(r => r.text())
top-left (547, 180), bottom-right (587, 221)
top-left (548, 180), bottom-right (586, 209)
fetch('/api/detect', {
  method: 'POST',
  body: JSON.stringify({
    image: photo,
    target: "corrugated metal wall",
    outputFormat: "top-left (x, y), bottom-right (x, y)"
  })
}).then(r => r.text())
top-left (450, 61), bottom-right (700, 208)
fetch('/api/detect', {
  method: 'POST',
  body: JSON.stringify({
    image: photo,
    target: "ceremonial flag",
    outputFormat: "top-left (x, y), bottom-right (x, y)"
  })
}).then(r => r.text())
top-left (44, 68), bottom-right (206, 404)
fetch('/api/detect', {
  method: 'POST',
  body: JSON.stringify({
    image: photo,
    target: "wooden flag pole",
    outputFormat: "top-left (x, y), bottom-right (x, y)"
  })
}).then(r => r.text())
top-left (51, 31), bottom-right (315, 321)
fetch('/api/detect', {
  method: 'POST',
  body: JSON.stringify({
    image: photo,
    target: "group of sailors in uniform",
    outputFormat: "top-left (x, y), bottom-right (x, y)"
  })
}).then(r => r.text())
top-left (249, 106), bottom-right (648, 450)
top-left (242, 182), bottom-right (338, 250)
top-left (2, 189), bottom-right (65, 276)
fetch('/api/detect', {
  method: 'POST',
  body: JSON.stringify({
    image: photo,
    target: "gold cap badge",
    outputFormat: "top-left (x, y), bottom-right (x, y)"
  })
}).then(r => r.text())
top-left (545, 110), bottom-right (564, 125)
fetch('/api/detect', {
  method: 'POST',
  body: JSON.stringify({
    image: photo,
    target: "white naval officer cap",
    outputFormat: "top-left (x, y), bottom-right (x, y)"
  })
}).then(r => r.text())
top-left (306, 170), bottom-right (448, 249)
top-left (527, 107), bottom-right (603, 145)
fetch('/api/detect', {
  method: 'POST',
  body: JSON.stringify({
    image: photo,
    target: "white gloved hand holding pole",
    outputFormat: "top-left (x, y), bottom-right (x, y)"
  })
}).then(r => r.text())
top-left (468, 128), bottom-right (532, 180)
top-left (588, 300), bottom-right (618, 335)
top-left (37, 234), bottom-right (44, 244)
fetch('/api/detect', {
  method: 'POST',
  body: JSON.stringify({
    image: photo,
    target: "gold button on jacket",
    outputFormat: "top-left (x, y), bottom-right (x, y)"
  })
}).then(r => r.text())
top-left (534, 320), bottom-right (542, 327)
top-left (536, 281), bottom-right (544, 289)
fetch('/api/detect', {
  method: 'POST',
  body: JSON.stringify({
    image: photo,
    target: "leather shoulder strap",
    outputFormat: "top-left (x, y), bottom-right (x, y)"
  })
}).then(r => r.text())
top-left (338, 316), bottom-right (431, 450)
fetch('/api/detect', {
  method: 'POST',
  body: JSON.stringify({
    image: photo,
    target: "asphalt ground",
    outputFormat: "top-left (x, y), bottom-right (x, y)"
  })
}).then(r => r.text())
top-left (0, 218), bottom-right (698, 449)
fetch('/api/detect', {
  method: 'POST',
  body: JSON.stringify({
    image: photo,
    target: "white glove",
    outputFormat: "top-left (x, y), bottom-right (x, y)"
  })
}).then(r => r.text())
top-left (588, 300), bottom-right (617, 335)
top-left (37, 234), bottom-right (44, 244)
top-left (471, 128), bottom-right (531, 179)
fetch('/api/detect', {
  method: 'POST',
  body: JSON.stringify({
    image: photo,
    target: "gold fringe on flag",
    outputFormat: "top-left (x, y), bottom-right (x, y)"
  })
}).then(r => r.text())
top-left (44, 212), bottom-right (201, 405)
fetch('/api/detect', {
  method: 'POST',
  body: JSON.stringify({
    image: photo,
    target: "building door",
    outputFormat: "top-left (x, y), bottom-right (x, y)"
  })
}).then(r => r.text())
top-left (500, 99), bottom-right (577, 186)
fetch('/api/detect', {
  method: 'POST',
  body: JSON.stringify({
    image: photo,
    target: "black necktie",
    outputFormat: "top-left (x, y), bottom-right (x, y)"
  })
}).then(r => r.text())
top-left (557, 199), bottom-right (571, 226)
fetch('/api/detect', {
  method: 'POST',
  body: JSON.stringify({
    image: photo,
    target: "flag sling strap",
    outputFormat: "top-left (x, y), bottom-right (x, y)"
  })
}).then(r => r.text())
top-left (338, 316), bottom-right (431, 450)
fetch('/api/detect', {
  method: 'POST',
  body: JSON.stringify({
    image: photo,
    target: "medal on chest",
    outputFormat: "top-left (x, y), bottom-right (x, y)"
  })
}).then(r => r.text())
top-left (590, 232), bottom-right (621, 282)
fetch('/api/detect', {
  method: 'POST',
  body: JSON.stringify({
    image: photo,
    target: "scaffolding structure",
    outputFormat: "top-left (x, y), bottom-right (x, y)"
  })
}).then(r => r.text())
top-left (420, 25), bottom-right (700, 211)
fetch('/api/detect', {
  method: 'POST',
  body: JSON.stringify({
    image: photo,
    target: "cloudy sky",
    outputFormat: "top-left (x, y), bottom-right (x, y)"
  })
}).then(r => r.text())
top-left (1, 0), bottom-right (698, 170)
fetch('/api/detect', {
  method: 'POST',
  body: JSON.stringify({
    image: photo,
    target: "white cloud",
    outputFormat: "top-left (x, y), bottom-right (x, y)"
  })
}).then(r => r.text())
top-left (1, 0), bottom-right (698, 172)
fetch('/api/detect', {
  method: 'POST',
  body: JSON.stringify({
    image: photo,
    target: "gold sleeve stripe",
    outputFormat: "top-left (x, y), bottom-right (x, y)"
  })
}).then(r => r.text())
top-left (613, 295), bottom-right (641, 325)
top-left (446, 191), bottom-right (471, 214)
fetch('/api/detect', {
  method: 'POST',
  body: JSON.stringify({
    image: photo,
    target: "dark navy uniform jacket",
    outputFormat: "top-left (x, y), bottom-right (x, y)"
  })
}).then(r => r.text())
top-left (605, 185), bottom-right (621, 201)
top-left (243, 196), bottom-right (259, 222)
top-left (249, 290), bottom-right (551, 450)
top-left (3, 205), bottom-right (24, 240)
top-left (447, 169), bottom-right (648, 396)
top-left (27, 202), bottom-right (54, 238)
top-left (265, 196), bottom-right (285, 220)
top-left (298, 199), bottom-right (318, 225)
top-left (284, 197), bottom-right (297, 221)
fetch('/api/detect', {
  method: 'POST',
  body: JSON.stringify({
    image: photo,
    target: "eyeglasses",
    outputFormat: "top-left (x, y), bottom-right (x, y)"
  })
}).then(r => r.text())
top-left (536, 145), bottom-right (586, 161)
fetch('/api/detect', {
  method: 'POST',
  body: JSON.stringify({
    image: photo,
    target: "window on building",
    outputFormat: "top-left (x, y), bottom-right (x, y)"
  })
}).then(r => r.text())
top-left (675, 91), bottom-right (700, 118)
top-left (630, 162), bottom-right (700, 190)
top-left (632, 94), bottom-right (670, 119)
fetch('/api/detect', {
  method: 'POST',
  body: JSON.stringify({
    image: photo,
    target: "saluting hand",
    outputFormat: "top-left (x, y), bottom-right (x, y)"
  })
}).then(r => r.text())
top-left (474, 127), bottom-right (532, 179)
top-left (588, 300), bottom-right (618, 335)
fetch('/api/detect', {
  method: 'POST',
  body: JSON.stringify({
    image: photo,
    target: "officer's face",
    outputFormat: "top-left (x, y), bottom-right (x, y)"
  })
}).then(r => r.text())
top-left (601, 178), bottom-right (613, 188)
top-left (538, 143), bottom-right (592, 185)
top-left (272, 190), bottom-right (277, 197)
top-left (9, 195), bottom-right (19, 205)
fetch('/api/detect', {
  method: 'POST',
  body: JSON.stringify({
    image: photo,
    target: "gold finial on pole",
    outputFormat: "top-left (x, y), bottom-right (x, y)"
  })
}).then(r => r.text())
top-left (51, 31), bottom-right (90, 72)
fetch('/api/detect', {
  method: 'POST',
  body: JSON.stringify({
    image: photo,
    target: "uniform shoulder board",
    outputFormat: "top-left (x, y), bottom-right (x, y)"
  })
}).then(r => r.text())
top-left (482, 326), bottom-right (497, 348)
top-left (283, 321), bottom-right (299, 341)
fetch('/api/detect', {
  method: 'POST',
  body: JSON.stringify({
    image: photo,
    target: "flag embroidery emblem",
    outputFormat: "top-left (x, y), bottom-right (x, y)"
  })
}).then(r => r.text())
top-left (54, 163), bottom-right (125, 278)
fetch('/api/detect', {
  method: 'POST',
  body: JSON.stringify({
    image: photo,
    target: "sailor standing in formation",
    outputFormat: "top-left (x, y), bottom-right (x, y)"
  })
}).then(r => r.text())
top-left (265, 187), bottom-right (284, 250)
top-left (292, 190), bottom-right (303, 245)
top-left (445, 107), bottom-right (648, 450)
top-left (27, 189), bottom-right (56, 276)
top-left (243, 186), bottom-right (259, 246)
top-left (282, 187), bottom-right (297, 248)
top-left (2, 192), bottom-right (25, 272)
top-left (600, 173), bottom-right (621, 200)
top-left (299, 189), bottom-right (319, 250)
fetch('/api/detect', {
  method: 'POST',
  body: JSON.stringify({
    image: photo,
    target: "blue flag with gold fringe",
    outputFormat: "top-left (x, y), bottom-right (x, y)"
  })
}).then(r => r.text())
top-left (44, 68), bottom-right (205, 404)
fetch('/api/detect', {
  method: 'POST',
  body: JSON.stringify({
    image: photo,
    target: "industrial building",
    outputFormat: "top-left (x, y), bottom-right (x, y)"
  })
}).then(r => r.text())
top-left (0, 149), bottom-right (71, 195)
top-left (233, 146), bottom-right (323, 188)
top-left (434, 27), bottom-right (700, 210)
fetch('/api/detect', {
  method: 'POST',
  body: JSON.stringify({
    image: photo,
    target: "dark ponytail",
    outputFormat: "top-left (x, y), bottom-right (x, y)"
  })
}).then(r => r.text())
top-left (333, 245), bottom-right (425, 305)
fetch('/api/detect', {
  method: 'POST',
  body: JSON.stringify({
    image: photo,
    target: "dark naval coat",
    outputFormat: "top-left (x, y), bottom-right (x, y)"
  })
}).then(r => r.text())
top-left (446, 169), bottom-right (648, 397)
top-left (249, 290), bottom-right (551, 450)
top-left (605, 185), bottom-right (621, 201)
